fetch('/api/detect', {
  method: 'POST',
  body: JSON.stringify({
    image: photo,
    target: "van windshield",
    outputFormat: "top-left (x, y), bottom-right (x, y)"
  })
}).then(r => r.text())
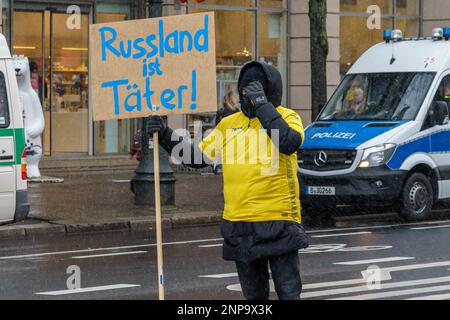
top-left (319, 72), bottom-right (436, 121)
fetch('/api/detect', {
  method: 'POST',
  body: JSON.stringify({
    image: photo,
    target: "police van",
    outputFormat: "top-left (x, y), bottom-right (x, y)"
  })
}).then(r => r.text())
top-left (299, 28), bottom-right (450, 222)
top-left (0, 33), bottom-right (29, 223)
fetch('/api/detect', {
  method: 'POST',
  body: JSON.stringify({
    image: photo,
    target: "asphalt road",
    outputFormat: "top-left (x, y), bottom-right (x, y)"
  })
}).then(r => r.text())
top-left (1, 216), bottom-right (450, 300)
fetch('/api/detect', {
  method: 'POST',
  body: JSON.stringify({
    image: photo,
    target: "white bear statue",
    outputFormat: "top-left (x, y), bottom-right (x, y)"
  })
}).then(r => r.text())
top-left (13, 55), bottom-right (45, 178)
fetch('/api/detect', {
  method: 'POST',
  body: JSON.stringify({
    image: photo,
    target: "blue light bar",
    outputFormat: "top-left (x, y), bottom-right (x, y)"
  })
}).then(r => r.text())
top-left (444, 27), bottom-right (450, 39)
top-left (383, 29), bottom-right (392, 42)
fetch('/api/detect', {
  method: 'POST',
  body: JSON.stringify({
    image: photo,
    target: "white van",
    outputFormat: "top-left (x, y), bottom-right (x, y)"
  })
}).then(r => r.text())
top-left (299, 28), bottom-right (450, 222)
top-left (0, 33), bottom-right (29, 223)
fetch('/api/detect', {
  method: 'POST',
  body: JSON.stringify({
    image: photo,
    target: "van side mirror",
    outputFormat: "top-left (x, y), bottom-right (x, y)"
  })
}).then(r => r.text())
top-left (429, 101), bottom-right (450, 126)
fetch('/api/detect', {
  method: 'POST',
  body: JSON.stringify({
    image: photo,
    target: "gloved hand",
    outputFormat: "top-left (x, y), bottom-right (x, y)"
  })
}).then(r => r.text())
top-left (242, 81), bottom-right (269, 111)
top-left (146, 116), bottom-right (167, 136)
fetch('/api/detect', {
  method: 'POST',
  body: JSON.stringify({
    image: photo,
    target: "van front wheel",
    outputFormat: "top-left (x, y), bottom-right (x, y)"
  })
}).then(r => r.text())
top-left (398, 173), bottom-right (433, 221)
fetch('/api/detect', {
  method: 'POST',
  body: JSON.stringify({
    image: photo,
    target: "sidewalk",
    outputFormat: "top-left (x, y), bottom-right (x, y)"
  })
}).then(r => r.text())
top-left (0, 170), bottom-right (224, 239)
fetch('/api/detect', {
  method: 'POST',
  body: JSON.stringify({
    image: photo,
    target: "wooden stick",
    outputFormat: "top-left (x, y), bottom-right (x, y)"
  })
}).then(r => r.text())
top-left (153, 131), bottom-right (164, 300)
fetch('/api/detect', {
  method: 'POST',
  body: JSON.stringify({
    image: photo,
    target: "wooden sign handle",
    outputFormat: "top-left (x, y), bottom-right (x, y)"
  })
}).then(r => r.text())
top-left (153, 131), bottom-right (164, 300)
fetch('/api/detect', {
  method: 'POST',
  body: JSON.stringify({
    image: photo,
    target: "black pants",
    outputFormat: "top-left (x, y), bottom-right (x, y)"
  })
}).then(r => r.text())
top-left (235, 251), bottom-right (302, 300)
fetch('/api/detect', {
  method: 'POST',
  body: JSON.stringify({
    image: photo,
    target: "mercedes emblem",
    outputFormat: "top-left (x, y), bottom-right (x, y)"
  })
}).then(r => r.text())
top-left (314, 151), bottom-right (328, 167)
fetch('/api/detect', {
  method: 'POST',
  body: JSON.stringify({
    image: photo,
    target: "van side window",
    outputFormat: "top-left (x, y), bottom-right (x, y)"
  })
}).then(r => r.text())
top-left (425, 75), bottom-right (450, 129)
top-left (0, 72), bottom-right (10, 128)
top-left (433, 75), bottom-right (450, 103)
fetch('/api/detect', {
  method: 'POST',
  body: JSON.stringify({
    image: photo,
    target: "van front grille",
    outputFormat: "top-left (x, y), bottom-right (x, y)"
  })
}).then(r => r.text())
top-left (298, 149), bottom-right (357, 171)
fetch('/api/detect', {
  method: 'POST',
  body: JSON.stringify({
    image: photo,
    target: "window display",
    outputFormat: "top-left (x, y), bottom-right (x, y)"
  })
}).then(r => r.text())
top-left (187, 1), bottom-right (287, 134)
top-left (340, 0), bottom-right (420, 74)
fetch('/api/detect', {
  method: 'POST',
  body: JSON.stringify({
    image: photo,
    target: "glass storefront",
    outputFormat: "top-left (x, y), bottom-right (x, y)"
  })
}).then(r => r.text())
top-left (186, 0), bottom-right (287, 133)
top-left (12, 6), bottom-right (90, 155)
top-left (4, 0), bottom-right (286, 156)
top-left (94, 2), bottom-right (133, 155)
top-left (7, 0), bottom-right (133, 156)
top-left (340, 0), bottom-right (420, 75)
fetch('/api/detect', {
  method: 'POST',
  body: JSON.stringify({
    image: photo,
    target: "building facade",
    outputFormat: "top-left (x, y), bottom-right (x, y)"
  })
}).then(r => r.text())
top-left (0, 0), bottom-right (447, 157)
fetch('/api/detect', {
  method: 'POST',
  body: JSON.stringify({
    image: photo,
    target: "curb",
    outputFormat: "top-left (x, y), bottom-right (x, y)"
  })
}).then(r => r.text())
top-left (0, 211), bottom-right (222, 240)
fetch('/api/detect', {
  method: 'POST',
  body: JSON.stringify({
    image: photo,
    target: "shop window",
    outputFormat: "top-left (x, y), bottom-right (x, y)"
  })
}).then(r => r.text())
top-left (340, 15), bottom-right (392, 74)
top-left (0, 72), bottom-right (9, 128)
top-left (396, 0), bottom-right (407, 9)
top-left (341, 0), bottom-right (357, 5)
top-left (258, 11), bottom-right (287, 105)
top-left (185, 2), bottom-right (287, 134)
top-left (94, 11), bottom-right (132, 154)
top-left (96, 13), bottom-right (128, 23)
top-left (396, 18), bottom-right (419, 37)
top-left (259, 0), bottom-right (286, 9)
top-left (187, 7), bottom-right (254, 133)
top-left (340, 0), bottom-right (420, 74)
top-left (189, 0), bottom-right (253, 6)
top-left (340, 0), bottom-right (392, 14)
top-left (395, 0), bottom-right (419, 17)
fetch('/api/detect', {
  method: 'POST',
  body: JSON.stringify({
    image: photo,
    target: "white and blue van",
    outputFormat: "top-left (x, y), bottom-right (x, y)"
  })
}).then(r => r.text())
top-left (0, 33), bottom-right (29, 223)
top-left (299, 28), bottom-right (450, 221)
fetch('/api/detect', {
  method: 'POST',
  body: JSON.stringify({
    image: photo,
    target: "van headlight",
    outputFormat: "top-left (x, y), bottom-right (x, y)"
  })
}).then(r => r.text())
top-left (359, 144), bottom-right (396, 168)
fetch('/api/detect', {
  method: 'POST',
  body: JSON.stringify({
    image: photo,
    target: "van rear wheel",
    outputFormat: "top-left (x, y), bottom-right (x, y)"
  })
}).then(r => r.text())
top-left (398, 173), bottom-right (433, 221)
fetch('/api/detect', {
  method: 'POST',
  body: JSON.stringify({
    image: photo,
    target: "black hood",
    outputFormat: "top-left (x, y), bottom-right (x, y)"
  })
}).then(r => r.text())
top-left (237, 61), bottom-right (283, 113)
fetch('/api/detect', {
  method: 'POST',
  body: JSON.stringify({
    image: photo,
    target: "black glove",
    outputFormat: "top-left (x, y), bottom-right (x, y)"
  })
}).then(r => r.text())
top-left (146, 116), bottom-right (167, 136)
top-left (243, 81), bottom-right (269, 110)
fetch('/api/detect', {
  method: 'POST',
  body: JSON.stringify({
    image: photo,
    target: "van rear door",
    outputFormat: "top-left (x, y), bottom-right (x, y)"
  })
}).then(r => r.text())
top-left (0, 59), bottom-right (16, 222)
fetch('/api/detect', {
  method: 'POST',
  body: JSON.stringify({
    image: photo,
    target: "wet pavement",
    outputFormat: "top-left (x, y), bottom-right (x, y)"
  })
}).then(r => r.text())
top-left (27, 171), bottom-right (224, 222)
top-left (2, 219), bottom-right (450, 300)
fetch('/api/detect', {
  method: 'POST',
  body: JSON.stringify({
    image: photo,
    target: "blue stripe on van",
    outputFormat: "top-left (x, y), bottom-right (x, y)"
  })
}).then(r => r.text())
top-left (387, 129), bottom-right (450, 170)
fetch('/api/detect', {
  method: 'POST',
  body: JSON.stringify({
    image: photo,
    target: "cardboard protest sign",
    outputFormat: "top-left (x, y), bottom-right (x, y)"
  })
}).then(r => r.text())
top-left (90, 12), bottom-right (216, 121)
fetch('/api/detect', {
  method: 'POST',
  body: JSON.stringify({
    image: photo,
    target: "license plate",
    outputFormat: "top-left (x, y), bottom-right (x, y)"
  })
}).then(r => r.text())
top-left (307, 186), bottom-right (335, 195)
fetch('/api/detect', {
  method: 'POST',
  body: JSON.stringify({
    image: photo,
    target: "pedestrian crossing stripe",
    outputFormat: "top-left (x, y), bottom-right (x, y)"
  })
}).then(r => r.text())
top-left (203, 260), bottom-right (450, 300)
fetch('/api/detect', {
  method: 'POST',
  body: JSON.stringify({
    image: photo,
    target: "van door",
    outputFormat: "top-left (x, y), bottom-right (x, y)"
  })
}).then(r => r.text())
top-left (428, 73), bottom-right (450, 199)
top-left (0, 59), bottom-right (16, 222)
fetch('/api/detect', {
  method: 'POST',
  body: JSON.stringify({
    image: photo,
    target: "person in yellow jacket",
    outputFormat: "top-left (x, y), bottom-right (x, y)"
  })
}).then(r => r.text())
top-left (147, 61), bottom-right (309, 300)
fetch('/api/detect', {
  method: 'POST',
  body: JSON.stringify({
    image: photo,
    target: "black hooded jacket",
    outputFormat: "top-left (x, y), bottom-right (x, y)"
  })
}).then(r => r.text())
top-left (158, 62), bottom-right (309, 263)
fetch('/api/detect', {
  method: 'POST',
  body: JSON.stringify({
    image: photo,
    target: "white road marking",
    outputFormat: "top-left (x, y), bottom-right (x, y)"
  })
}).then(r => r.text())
top-left (3, 218), bottom-right (450, 261)
top-left (198, 244), bottom-right (223, 248)
top-left (226, 261), bottom-right (450, 292)
top-left (0, 238), bottom-right (223, 260)
top-left (410, 225), bottom-right (450, 230)
top-left (361, 261), bottom-right (450, 280)
top-left (307, 219), bottom-right (450, 234)
top-left (72, 251), bottom-right (147, 259)
top-left (35, 284), bottom-right (141, 296)
top-left (331, 284), bottom-right (450, 300)
top-left (227, 274), bottom-right (450, 300)
top-left (302, 276), bottom-right (450, 299)
top-left (199, 272), bottom-right (238, 279)
top-left (406, 293), bottom-right (450, 300)
top-left (334, 257), bottom-right (415, 266)
top-left (299, 244), bottom-right (392, 254)
top-left (303, 278), bottom-right (373, 290)
top-left (312, 231), bottom-right (372, 238)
